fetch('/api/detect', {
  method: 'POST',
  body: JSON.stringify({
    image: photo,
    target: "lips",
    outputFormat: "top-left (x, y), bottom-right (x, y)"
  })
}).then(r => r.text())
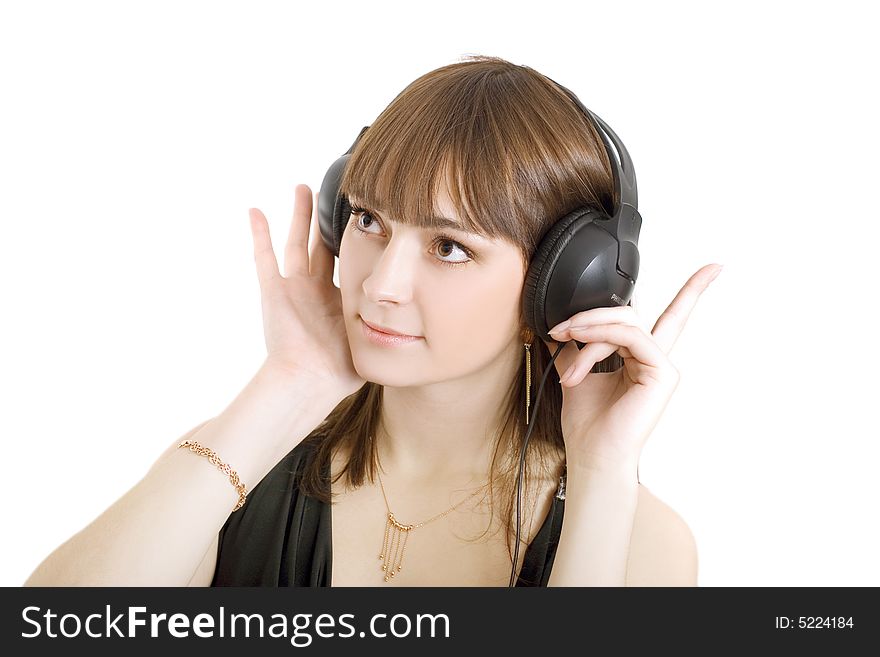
top-left (360, 317), bottom-right (420, 338)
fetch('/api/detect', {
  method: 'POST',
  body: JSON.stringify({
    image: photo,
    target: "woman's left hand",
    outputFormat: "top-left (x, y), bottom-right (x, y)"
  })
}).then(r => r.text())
top-left (542, 263), bottom-right (722, 475)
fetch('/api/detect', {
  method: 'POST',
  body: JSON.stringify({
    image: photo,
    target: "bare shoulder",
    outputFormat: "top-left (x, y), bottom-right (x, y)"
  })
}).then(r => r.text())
top-left (625, 484), bottom-right (699, 587)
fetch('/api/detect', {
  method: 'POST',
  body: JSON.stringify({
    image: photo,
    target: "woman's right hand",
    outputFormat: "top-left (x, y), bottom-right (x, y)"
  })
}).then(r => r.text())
top-left (248, 184), bottom-right (365, 399)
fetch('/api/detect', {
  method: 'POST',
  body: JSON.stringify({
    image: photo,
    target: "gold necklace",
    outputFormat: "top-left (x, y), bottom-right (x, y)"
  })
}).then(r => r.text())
top-left (372, 435), bottom-right (489, 583)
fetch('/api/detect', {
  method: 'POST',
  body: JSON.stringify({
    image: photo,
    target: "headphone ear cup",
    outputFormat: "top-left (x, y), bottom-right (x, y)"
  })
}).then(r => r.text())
top-left (317, 153), bottom-right (351, 257)
top-left (332, 193), bottom-right (351, 258)
top-left (523, 206), bottom-right (636, 343)
top-left (524, 208), bottom-right (586, 340)
top-left (318, 126), bottom-right (370, 258)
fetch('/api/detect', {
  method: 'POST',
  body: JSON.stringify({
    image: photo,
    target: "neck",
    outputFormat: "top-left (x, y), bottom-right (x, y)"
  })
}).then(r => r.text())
top-left (374, 338), bottom-right (524, 488)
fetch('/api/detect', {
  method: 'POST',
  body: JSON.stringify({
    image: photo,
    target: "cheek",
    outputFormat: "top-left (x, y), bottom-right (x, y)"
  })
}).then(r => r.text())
top-left (424, 277), bottom-right (521, 345)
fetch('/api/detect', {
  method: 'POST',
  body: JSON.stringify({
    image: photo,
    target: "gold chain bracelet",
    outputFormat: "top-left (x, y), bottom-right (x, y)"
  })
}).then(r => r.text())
top-left (177, 439), bottom-right (248, 512)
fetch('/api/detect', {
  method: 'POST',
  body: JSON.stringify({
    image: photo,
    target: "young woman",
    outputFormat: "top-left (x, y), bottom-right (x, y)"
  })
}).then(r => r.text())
top-left (24, 55), bottom-right (719, 587)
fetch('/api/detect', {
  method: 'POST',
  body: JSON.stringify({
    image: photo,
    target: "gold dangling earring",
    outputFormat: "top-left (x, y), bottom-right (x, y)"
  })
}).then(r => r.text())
top-left (521, 326), bottom-right (535, 425)
top-left (523, 340), bottom-right (532, 425)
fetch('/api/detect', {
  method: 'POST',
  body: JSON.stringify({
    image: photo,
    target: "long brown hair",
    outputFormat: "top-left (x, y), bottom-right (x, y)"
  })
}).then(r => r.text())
top-left (299, 55), bottom-right (624, 580)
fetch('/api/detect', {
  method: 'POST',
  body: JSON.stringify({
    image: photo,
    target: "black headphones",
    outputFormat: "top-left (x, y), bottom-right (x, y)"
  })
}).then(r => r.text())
top-left (317, 75), bottom-right (641, 587)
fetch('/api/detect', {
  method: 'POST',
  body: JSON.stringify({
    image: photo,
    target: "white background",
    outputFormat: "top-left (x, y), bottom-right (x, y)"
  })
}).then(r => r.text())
top-left (2, 0), bottom-right (877, 587)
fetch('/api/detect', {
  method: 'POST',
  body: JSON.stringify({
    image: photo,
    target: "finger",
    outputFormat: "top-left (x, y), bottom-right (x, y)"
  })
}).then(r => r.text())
top-left (249, 207), bottom-right (282, 292)
top-left (557, 341), bottom-right (623, 386)
top-left (283, 184), bottom-right (313, 278)
top-left (541, 338), bottom-right (618, 381)
top-left (651, 263), bottom-right (722, 354)
top-left (548, 304), bottom-right (644, 337)
top-left (308, 189), bottom-right (335, 280)
top-left (564, 324), bottom-right (667, 379)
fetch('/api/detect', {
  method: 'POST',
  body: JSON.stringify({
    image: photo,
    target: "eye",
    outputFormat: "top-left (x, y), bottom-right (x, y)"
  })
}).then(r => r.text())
top-left (349, 205), bottom-right (382, 234)
top-left (431, 235), bottom-right (473, 268)
top-left (349, 204), bottom-right (475, 269)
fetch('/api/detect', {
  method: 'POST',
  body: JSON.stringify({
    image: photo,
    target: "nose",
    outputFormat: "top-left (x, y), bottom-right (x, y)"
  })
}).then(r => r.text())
top-left (361, 233), bottom-right (418, 305)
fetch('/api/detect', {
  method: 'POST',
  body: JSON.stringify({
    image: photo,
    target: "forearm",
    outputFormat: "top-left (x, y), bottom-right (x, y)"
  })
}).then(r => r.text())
top-left (546, 462), bottom-right (639, 587)
top-left (24, 361), bottom-right (342, 586)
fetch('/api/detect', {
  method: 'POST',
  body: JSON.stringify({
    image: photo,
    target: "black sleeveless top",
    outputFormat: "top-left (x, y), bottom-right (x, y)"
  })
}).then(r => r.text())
top-left (211, 438), bottom-right (566, 586)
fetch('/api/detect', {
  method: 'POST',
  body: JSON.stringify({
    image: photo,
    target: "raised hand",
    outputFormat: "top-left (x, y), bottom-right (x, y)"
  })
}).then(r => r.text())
top-left (249, 184), bottom-right (365, 398)
top-left (542, 263), bottom-right (723, 473)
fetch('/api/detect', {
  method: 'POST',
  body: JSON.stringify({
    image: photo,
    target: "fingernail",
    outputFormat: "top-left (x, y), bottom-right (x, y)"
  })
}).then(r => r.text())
top-left (550, 319), bottom-right (571, 334)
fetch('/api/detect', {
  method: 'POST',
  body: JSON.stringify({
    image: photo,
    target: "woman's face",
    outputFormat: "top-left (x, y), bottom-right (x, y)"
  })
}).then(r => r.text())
top-left (338, 184), bottom-right (528, 388)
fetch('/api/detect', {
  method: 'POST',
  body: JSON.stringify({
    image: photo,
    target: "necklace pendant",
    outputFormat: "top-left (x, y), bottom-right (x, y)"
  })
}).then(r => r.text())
top-left (379, 512), bottom-right (412, 582)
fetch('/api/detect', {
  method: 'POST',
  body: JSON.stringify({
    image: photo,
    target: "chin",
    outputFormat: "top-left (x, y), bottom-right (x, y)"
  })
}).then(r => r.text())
top-left (351, 359), bottom-right (406, 388)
